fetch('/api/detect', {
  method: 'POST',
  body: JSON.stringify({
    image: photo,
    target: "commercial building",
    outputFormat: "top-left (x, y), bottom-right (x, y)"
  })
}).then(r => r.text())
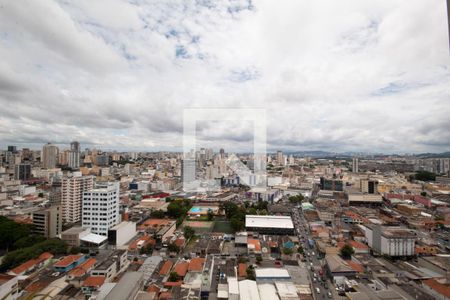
top-left (61, 173), bottom-right (94, 224)
top-left (68, 141), bottom-right (80, 169)
top-left (245, 215), bottom-right (295, 235)
top-left (365, 225), bottom-right (416, 257)
top-left (42, 143), bottom-right (59, 169)
top-left (255, 268), bottom-right (291, 282)
top-left (14, 163), bottom-right (31, 181)
top-left (61, 226), bottom-right (91, 247)
top-left (82, 182), bottom-right (120, 236)
top-left (239, 280), bottom-right (261, 300)
top-left (352, 157), bottom-right (359, 173)
top-left (320, 177), bottom-right (343, 191)
top-left (108, 221), bottom-right (136, 246)
top-left (103, 272), bottom-right (144, 300)
top-left (32, 206), bottom-right (62, 238)
top-left (360, 179), bottom-right (378, 194)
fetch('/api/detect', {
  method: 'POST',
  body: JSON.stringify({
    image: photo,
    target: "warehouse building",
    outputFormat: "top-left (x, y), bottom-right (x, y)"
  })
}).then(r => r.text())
top-left (245, 215), bottom-right (295, 235)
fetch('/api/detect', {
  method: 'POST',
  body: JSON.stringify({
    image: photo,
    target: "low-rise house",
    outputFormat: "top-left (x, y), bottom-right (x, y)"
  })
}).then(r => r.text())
top-left (8, 252), bottom-right (53, 276)
top-left (54, 254), bottom-right (86, 273)
top-left (81, 276), bottom-right (105, 296)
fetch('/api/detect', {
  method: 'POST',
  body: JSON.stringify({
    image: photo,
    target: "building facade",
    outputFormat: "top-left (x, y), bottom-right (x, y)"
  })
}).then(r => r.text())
top-left (62, 174), bottom-right (94, 224)
top-left (42, 143), bottom-right (59, 169)
top-left (32, 206), bottom-right (62, 238)
top-left (82, 182), bottom-right (120, 236)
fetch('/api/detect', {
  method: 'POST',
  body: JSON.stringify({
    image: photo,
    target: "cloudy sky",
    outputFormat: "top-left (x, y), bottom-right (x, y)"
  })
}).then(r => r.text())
top-left (0, 0), bottom-right (449, 153)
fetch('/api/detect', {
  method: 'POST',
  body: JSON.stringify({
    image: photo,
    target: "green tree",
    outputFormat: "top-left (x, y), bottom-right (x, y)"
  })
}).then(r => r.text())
top-left (183, 226), bottom-right (195, 240)
top-left (168, 271), bottom-right (179, 282)
top-left (0, 216), bottom-right (32, 251)
top-left (340, 244), bottom-right (354, 259)
top-left (420, 191), bottom-right (427, 197)
top-left (150, 210), bottom-right (165, 218)
top-left (246, 265), bottom-right (255, 280)
top-left (207, 209), bottom-right (214, 221)
top-left (167, 243), bottom-right (180, 253)
top-left (38, 192), bottom-right (44, 198)
top-left (282, 247), bottom-right (293, 255)
top-left (69, 246), bottom-right (82, 255)
top-left (167, 202), bottom-right (183, 218)
top-left (289, 195), bottom-right (304, 204)
top-left (256, 255), bottom-right (262, 264)
top-left (140, 245), bottom-right (153, 255)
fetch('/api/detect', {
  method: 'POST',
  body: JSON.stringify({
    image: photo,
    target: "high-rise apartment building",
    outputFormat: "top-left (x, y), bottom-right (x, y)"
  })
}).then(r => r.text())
top-left (61, 173), bottom-right (94, 224)
top-left (352, 157), bottom-right (359, 173)
top-left (276, 150), bottom-right (284, 166)
top-left (42, 143), bottom-right (59, 169)
top-left (15, 163), bottom-right (31, 181)
top-left (82, 182), bottom-right (120, 236)
top-left (68, 141), bottom-right (81, 169)
top-left (32, 206), bottom-right (62, 238)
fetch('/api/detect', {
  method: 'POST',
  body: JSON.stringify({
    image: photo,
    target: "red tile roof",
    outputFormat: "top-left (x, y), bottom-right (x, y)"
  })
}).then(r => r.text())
top-left (54, 255), bottom-right (83, 268)
top-left (159, 292), bottom-right (173, 299)
top-left (164, 281), bottom-right (183, 287)
top-left (174, 261), bottom-right (189, 277)
top-left (423, 279), bottom-right (450, 299)
top-left (82, 276), bottom-right (105, 287)
top-left (68, 258), bottom-right (96, 277)
top-left (10, 252), bottom-right (53, 275)
top-left (147, 284), bottom-right (161, 293)
top-left (247, 239), bottom-right (261, 252)
top-left (128, 235), bottom-right (156, 250)
top-left (238, 263), bottom-right (247, 278)
top-left (159, 260), bottom-right (174, 276)
top-left (188, 258), bottom-right (205, 272)
top-left (346, 261), bottom-right (364, 273)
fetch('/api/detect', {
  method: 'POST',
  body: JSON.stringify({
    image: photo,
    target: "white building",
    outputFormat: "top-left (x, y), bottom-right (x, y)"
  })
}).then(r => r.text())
top-left (62, 173), bottom-right (94, 224)
top-left (108, 221), bottom-right (136, 246)
top-left (82, 182), bottom-right (120, 236)
top-left (365, 225), bottom-right (416, 257)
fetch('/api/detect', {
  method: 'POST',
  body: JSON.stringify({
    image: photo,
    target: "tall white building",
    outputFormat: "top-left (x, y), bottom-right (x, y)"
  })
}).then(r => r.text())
top-left (352, 157), bottom-right (359, 173)
top-left (82, 182), bottom-right (120, 236)
top-left (276, 151), bottom-right (284, 166)
top-left (61, 173), bottom-right (94, 224)
top-left (42, 143), bottom-right (59, 169)
top-left (68, 141), bottom-right (80, 169)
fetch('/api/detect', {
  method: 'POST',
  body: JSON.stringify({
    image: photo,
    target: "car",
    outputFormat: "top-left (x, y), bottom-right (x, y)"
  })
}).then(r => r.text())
top-left (313, 278), bottom-right (317, 282)
top-left (327, 292), bottom-right (332, 298)
top-left (310, 262), bottom-right (313, 266)
top-left (316, 288), bottom-right (321, 294)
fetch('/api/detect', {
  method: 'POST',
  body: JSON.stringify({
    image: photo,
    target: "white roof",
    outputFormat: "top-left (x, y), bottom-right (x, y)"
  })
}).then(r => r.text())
top-left (275, 282), bottom-right (298, 298)
top-left (245, 215), bottom-right (294, 229)
top-left (239, 280), bottom-right (261, 300)
top-left (228, 277), bottom-right (239, 295)
top-left (80, 233), bottom-right (107, 244)
top-left (257, 283), bottom-right (279, 300)
top-left (255, 268), bottom-right (290, 279)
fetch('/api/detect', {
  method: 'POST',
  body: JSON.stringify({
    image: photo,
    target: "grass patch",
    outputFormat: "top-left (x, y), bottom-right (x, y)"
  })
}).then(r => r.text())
top-left (212, 221), bottom-right (233, 233)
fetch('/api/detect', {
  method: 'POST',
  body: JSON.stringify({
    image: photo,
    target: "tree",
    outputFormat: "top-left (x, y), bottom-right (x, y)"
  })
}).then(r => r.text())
top-left (168, 271), bottom-right (179, 282)
top-left (410, 171), bottom-right (436, 182)
top-left (282, 247), bottom-right (293, 255)
top-left (69, 246), bottom-right (82, 255)
top-left (207, 209), bottom-right (214, 221)
top-left (167, 243), bottom-right (180, 253)
top-left (297, 246), bottom-right (304, 254)
top-left (230, 216), bottom-right (244, 232)
top-left (246, 265), bottom-right (255, 280)
top-left (38, 192), bottom-right (44, 198)
top-left (150, 210), bottom-right (165, 218)
top-left (420, 191), bottom-right (427, 197)
top-left (0, 216), bottom-right (32, 251)
top-left (183, 226), bottom-right (195, 240)
top-left (340, 244), bottom-right (354, 259)
top-left (289, 195), bottom-right (304, 204)
top-left (167, 202), bottom-right (183, 218)
top-left (140, 245), bottom-right (153, 255)
top-left (256, 255), bottom-right (262, 264)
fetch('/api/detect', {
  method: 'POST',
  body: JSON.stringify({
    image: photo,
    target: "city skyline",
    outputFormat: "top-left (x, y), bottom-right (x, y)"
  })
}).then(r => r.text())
top-left (0, 1), bottom-right (449, 153)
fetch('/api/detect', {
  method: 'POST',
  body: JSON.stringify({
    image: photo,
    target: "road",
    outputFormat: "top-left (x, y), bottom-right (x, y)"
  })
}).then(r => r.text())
top-left (291, 205), bottom-right (334, 300)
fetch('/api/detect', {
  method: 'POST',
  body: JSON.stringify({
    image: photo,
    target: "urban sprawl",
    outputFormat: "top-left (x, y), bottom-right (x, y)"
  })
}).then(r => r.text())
top-left (1, 143), bottom-right (450, 300)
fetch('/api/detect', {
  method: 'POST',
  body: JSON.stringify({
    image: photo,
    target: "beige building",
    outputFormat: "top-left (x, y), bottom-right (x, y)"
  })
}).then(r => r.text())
top-left (42, 143), bottom-right (59, 169)
top-left (32, 206), bottom-right (62, 238)
top-left (61, 226), bottom-right (91, 247)
top-left (62, 173), bottom-right (94, 224)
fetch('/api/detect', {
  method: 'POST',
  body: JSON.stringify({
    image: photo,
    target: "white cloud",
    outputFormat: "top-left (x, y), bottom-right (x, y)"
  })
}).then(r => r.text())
top-left (0, 0), bottom-right (449, 153)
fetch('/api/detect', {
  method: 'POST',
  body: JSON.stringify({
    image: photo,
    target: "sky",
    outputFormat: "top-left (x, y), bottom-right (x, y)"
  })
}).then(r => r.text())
top-left (0, 0), bottom-right (449, 154)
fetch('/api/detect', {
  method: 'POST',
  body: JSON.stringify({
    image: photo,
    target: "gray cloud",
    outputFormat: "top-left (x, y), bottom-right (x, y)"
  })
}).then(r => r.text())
top-left (0, 0), bottom-right (449, 153)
